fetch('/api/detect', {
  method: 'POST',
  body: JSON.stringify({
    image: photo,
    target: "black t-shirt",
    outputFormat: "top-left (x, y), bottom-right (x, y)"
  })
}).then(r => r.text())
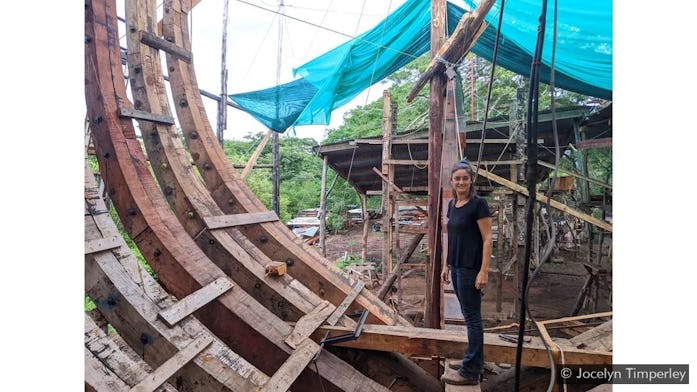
top-left (446, 196), bottom-right (491, 270)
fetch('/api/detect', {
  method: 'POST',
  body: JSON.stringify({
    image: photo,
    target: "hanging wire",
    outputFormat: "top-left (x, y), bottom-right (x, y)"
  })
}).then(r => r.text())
top-left (472, 0), bottom-right (506, 184)
top-left (514, 0), bottom-right (554, 390)
top-left (364, 0), bottom-right (394, 106)
top-left (300, 0), bottom-right (335, 59)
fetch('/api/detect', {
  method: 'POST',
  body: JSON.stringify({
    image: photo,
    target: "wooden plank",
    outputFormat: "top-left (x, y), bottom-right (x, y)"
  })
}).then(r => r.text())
top-left (118, 107), bottom-right (175, 125)
top-left (307, 324), bottom-right (612, 368)
top-left (356, 138), bottom-right (428, 145)
top-left (241, 131), bottom-right (272, 179)
top-left (158, 277), bottom-right (234, 326)
top-left (538, 160), bottom-right (612, 190)
top-left (259, 338), bottom-right (320, 392)
top-left (407, 0), bottom-right (495, 102)
top-left (326, 280), bottom-right (365, 326)
top-left (139, 30), bottom-right (192, 63)
top-left (203, 211), bottom-right (278, 230)
top-left (568, 320), bottom-right (612, 351)
top-left (284, 301), bottom-right (333, 349)
top-left (472, 166), bottom-right (613, 232)
top-left (385, 159), bottom-right (429, 166)
top-left (578, 137), bottom-right (612, 150)
top-left (130, 334), bottom-right (213, 392)
top-left (372, 167), bottom-right (403, 193)
top-left (395, 198), bottom-right (429, 206)
top-left (85, 235), bottom-right (122, 254)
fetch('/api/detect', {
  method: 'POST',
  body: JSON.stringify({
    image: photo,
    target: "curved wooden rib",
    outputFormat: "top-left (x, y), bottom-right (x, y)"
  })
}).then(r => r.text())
top-left (124, 0), bottom-right (346, 327)
top-left (85, 314), bottom-right (178, 392)
top-left (85, 160), bottom-right (268, 391)
top-left (85, 0), bottom-right (388, 390)
top-left (160, 0), bottom-right (407, 327)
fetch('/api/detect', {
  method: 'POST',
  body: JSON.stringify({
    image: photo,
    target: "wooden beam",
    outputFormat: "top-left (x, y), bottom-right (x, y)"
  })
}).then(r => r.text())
top-left (139, 30), bottom-right (192, 63)
top-left (241, 131), bottom-right (272, 179)
top-left (260, 338), bottom-right (320, 392)
top-left (385, 159), bottom-right (429, 166)
top-left (319, 155), bottom-right (328, 256)
top-left (158, 277), bottom-right (234, 326)
top-left (577, 137), bottom-right (612, 150)
top-left (118, 107), bottom-right (175, 125)
top-left (407, 0), bottom-right (495, 102)
top-left (472, 166), bottom-right (612, 232)
top-left (232, 163), bottom-right (274, 169)
top-left (538, 160), bottom-right (612, 190)
top-left (306, 324), bottom-right (611, 368)
top-left (129, 334), bottom-right (214, 392)
top-left (377, 234), bottom-right (425, 300)
top-left (203, 211), bottom-right (279, 230)
top-left (395, 199), bottom-right (429, 206)
top-left (284, 301), bottom-right (334, 349)
top-left (372, 167), bottom-right (403, 193)
top-left (356, 139), bottom-right (428, 145)
top-left (85, 235), bottom-right (121, 254)
top-left (326, 281), bottom-right (365, 326)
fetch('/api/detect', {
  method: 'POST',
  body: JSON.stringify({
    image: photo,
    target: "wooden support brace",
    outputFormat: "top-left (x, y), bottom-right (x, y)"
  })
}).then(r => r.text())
top-left (372, 167), bottom-right (403, 193)
top-left (139, 31), bottom-right (192, 63)
top-left (203, 211), bottom-right (279, 230)
top-left (241, 131), bottom-right (272, 179)
top-left (129, 334), bottom-right (213, 392)
top-left (472, 165), bottom-right (613, 232)
top-left (118, 107), bottom-right (175, 125)
top-left (385, 159), bottom-right (429, 166)
top-left (85, 236), bottom-right (122, 255)
top-left (158, 277), bottom-right (234, 326)
top-left (284, 301), bottom-right (334, 349)
top-left (326, 280), bottom-right (365, 326)
top-left (257, 338), bottom-right (320, 392)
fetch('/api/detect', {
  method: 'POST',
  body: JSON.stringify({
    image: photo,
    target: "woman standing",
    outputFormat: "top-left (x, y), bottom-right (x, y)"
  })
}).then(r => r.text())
top-left (440, 159), bottom-right (493, 386)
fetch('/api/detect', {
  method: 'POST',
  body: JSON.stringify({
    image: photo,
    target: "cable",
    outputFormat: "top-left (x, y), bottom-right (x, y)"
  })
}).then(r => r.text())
top-left (300, 0), bottom-right (335, 59)
top-left (473, 0), bottom-right (506, 184)
top-left (364, 0), bottom-right (394, 106)
top-left (233, 0), bottom-right (420, 59)
top-left (514, 0), bottom-right (549, 391)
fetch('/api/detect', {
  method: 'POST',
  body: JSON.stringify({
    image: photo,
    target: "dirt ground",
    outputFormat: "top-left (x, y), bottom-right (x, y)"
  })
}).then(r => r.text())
top-left (323, 219), bottom-right (612, 329)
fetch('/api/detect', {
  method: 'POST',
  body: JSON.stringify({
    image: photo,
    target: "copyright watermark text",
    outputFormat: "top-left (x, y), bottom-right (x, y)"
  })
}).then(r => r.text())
top-left (557, 365), bottom-right (689, 384)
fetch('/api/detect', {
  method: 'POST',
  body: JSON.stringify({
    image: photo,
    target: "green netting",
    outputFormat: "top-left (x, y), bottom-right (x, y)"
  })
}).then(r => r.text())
top-left (228, 0), bottom-right (612, 132)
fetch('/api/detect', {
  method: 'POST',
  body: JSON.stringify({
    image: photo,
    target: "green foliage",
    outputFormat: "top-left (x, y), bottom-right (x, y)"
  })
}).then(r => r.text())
top-left (335, 255), bottom-right (362, 270)
top-left (326, 212), bottom-right (346, 234)
top-left (222, 133), bottom-right (322, 222)
top-left (85, 295), bottom-right (96, 311)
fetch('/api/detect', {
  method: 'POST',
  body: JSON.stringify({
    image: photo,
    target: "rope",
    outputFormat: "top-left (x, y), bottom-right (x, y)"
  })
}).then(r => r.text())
top-left (364, 0), bottom-right (393, 106)
top-left (300, 0), bottom-right (335, 59)
top-left (473, 0), bottom-right (506, 184)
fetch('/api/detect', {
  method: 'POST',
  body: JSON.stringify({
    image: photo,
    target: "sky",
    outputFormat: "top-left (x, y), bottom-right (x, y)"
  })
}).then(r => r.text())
top-left (158, 0), bottom-right (416, 142)
top-left (2, 1), bottom-right (696, 390)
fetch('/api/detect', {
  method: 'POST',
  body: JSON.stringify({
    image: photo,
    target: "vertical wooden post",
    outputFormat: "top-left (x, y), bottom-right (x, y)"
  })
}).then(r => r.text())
top-left (319, 155), bottom-right (328, 256)
top-left (511, 165), bottom-right (521, 317)
top-left (272, 132), bottom-right (280, 216)
top-left (360, 193), bottom-right (369, 264)
top-left (425, 0), bottom-right (447, 330)
top-left (382, 90), bottom-right (394, 275)
top-left (216, 0), bottom-right (229, 146)
top-left (496, 197), bottom-right (504, 313)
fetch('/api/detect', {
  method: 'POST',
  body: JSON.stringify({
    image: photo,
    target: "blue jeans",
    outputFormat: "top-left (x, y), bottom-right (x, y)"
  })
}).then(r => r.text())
top-left (451, 267), bottom-right (483, 379)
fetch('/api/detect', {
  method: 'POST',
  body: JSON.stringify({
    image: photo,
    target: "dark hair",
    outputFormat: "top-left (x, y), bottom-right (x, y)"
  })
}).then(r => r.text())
top-left (450, 159), bottom-right (477, 201)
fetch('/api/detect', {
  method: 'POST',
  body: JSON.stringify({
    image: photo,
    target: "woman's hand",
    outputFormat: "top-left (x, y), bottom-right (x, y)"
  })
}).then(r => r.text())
top-left (475, 269), bottom-right (488, 290)
top-left (441, 265), bottom-right (450, 284)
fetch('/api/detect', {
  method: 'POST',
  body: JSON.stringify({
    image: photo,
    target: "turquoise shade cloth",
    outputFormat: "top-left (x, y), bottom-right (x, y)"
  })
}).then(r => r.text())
top-left (229, 0), bottom-right (612, 132)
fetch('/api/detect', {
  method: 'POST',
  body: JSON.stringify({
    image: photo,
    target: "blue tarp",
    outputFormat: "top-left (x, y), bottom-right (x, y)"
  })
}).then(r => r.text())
top-left (229, 0), bottom-right (612, 132)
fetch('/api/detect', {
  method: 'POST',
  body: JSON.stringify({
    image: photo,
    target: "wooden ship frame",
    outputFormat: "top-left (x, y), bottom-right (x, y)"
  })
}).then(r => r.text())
top-left (84, 0), bottom-right (613, 391)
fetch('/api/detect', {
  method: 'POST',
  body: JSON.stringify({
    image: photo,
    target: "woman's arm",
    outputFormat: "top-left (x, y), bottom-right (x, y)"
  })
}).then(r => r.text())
top-left (476, 216), bottom-right (493, 289)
